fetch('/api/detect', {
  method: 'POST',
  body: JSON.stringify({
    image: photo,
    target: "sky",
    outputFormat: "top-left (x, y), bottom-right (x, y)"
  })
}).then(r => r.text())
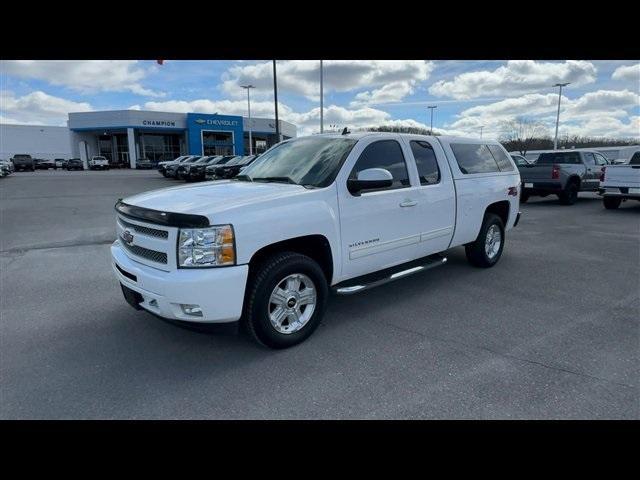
top-left (1, 60), bottom-right (638, 139)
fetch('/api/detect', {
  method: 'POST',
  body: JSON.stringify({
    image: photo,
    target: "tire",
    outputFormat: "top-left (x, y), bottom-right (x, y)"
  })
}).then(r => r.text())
top-left (242, 252), bottom-right (328, 349)
top-left (603, 196), bottom-right (621, 209)
top-left (520, 193), bottom-right (529, 203)
top-left (465, 213), bottom-right (505, 268)
top-left (558, 182), bottom-right (579, 205)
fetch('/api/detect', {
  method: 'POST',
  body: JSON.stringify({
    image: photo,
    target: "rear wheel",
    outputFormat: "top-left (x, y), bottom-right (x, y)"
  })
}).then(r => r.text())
top-left (558, 182), bottom-right (578, 205)
top-left (465, 213), bottom-right (505, 268)
top-left (242, 252), bottom-right (328, 349)
top-left (603, 196), bottom-right (622, 209)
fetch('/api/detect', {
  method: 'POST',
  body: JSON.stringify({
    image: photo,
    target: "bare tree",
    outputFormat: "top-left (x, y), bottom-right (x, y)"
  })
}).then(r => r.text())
top-left (499, 118), bottom-right (549, 155)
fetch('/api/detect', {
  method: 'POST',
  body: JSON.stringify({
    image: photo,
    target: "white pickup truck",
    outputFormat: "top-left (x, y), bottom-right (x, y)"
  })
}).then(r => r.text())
top-left (599, 151), bottom-right (640, 209)
top-left (111, 132), bottom-right (521, 348)
top-left (89, 155), bottom-right (110, 170)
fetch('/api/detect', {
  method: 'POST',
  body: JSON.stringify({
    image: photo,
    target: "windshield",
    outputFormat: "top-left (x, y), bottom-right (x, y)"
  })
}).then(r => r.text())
top-left (240, 137), bottom-right (358, 187)
top-left (537, 151), bottom-right (581, 164)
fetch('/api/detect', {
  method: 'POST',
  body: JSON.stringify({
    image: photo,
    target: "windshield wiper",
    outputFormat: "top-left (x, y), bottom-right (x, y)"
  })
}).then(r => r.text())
top-left (252, 176), bottom-right (299, 185)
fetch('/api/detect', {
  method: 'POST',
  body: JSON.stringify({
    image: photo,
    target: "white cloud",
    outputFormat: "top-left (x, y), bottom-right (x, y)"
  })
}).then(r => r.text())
top-left (611, 63), bottom-right (640, 83)
top-left (0, 60), bottom-right (164, 97)
top-left (429, 60), bottom-right (597, 99)
top-left (136, 97), bottom-right (430, 136)
top-left (0, 90), bottom-right (92, 125)
top-left (220, 60), bottom-right (433, 103)
top-left (560, 116), bottom-right (640, 139)
top-left (442, 89), bottom-right (639, 139)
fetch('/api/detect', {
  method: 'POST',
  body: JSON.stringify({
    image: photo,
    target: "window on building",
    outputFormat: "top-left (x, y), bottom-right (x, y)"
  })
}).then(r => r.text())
top-left (202, 131), bottom-right (234, 156)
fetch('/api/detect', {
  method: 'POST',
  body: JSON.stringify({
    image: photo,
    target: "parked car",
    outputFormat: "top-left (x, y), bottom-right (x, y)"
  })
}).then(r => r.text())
top-left (158, 155), bottom-right (192, 176)
top-left (88, 156), bottom-right (110, 170)
top-left (1, 159), bottom-right (15, 174)
top-left (0, 161), bottom-right (11, 177)
top-left (598, 151), bottom-right (640, 209)
top-left (66, 158), bottom-right (84, 171)
top-left (510, 154), bottom-right (532, 168)
top-left (166, 156), bottom-right (201, 178)
top-left (519, 149), bottom-right (609, 204)
top-left (111, 132), bottom-right (521, 348)
top-left (212, 155), bottom-right (261, 180)
top-left (54, 158), bottom-right (67, 169)
top-left (176, 156), bottom-right (214, 180)
top-left (37, 158), bottom-right (56, 170)
top-left (182, 156), bottom-right (229, 182)
top-left (204, 155), bottom-right (242, 180)
top-left (11, 154), bottom-right (35, 172)
top-left (136, 158), bottom-right (153, 169)
top-left (594, 145), bottom-right (640, 165)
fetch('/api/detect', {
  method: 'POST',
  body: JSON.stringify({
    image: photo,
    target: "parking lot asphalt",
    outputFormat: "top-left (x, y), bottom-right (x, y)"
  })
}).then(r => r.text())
top-left (1, 170), bottom-right (638, 419)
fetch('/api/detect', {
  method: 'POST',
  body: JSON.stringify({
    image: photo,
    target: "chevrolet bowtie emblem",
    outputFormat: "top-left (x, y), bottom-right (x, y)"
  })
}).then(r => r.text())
top-left (122, 230), bottom-right (134, 245)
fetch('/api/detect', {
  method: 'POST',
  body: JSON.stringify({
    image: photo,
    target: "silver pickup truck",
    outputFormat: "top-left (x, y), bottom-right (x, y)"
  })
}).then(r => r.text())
top-left (519, 149), bottom-right (609, 205)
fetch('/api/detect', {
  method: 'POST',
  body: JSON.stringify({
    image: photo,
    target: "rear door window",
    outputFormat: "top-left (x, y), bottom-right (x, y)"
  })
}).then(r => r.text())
top-left (583, 152), bottom-right (596, 165)
top-left (450, 143), bottom-right (500, 174)
top-left (629, 152), bottom-right (640, 165)
top-left (410, 140), bottom-right (440, 185)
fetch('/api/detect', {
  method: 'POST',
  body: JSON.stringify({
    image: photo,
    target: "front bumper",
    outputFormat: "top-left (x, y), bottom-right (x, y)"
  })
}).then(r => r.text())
top-left (111, 241), bottom-right (249, 323)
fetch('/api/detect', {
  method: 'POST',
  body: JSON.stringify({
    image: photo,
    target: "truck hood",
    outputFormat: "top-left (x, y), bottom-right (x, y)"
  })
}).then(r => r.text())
top-left (122, 180), bottom-right (309, 218)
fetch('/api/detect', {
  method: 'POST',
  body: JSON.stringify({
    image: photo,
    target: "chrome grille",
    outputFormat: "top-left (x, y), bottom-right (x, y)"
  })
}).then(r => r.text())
top-left (118, 217), bottom-right (168, 239)
top-left (120, 240), bottom-right (168, 264)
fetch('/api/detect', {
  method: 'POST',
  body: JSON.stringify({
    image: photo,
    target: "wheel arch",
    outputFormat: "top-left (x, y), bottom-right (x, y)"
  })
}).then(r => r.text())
top-left (248, 234), bottom-right (334, 284)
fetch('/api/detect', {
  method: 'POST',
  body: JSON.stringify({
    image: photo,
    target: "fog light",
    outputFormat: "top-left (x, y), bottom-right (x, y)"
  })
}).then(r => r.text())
top-left (181, 304), bottom-right (203, 317)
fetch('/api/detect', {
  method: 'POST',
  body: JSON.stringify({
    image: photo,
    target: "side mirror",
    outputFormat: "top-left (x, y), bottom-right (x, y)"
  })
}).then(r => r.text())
top-left (347, 168), bottom-right (393, 195)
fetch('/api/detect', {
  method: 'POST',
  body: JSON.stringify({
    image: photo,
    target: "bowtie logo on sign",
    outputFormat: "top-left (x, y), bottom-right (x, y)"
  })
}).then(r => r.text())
top-left (195, 119), bottom-right (206, 125)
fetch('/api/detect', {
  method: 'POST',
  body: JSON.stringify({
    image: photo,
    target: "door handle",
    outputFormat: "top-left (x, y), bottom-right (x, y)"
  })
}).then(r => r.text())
top-left (399, 200), bottom-right (418, 207)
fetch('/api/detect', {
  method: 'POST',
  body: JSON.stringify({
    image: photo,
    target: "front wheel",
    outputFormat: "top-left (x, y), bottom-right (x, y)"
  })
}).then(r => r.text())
top-left (242, 252), bottom-right (328, 349)
top-left (603, 196), bottom-right (621, 209)
top-left (465, 213), bottom-right (505, 268)
top-left (558, 182), bottom-right (578, 205)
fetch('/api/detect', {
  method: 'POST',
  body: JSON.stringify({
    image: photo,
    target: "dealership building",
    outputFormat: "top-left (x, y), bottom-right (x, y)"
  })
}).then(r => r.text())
top-left (1, 110), bottom-right (297, 167)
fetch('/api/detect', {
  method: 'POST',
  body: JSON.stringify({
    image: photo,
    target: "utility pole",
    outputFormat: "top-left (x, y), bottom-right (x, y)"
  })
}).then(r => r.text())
top-left (553, 82), bottom-right (570, 150)
top-left (427, 105), bottom-right (437, 135)
top-left (241, 84), bottom-right (255, 155)
top-left (320, 60), bottom-right (324, 133)
top-left (480, 125), bottom-right (484, 139)
top-left (273, 60), bottom-right (280, 143)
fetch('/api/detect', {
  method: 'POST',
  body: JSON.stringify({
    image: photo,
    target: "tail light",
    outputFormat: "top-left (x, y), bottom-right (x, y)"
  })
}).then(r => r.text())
top-left (600, 166), bottom-right (606, 182)
top-left (551, 164), bottom-right (560, 179)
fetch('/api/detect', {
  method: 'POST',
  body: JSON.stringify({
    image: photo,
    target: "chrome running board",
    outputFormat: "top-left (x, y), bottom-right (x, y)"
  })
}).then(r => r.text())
top-left (333, 255), bottom-right (447, 295)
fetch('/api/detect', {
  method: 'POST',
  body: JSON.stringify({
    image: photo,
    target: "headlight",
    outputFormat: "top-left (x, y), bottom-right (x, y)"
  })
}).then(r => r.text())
top-left (177, 225), bottom-right (235, 268)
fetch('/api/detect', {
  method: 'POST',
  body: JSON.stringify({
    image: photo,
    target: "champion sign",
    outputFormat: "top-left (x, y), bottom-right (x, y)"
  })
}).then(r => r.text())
top-left (142, 120), bottom-right (177, 127)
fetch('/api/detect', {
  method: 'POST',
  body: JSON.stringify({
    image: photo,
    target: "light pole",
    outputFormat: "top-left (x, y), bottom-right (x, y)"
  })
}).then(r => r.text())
top-left (479, 125), bottom-right (484, 139)
top-left (241, 84), bottom-right (255, 155)
top-left (320, 60), bottom-right (324, 133)
top-left (427, 105), bottom-right (437, 135)
top-left (553, 82), bottom-right (570, 150)
top-left (273, 60), bottom-right (280, 143)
